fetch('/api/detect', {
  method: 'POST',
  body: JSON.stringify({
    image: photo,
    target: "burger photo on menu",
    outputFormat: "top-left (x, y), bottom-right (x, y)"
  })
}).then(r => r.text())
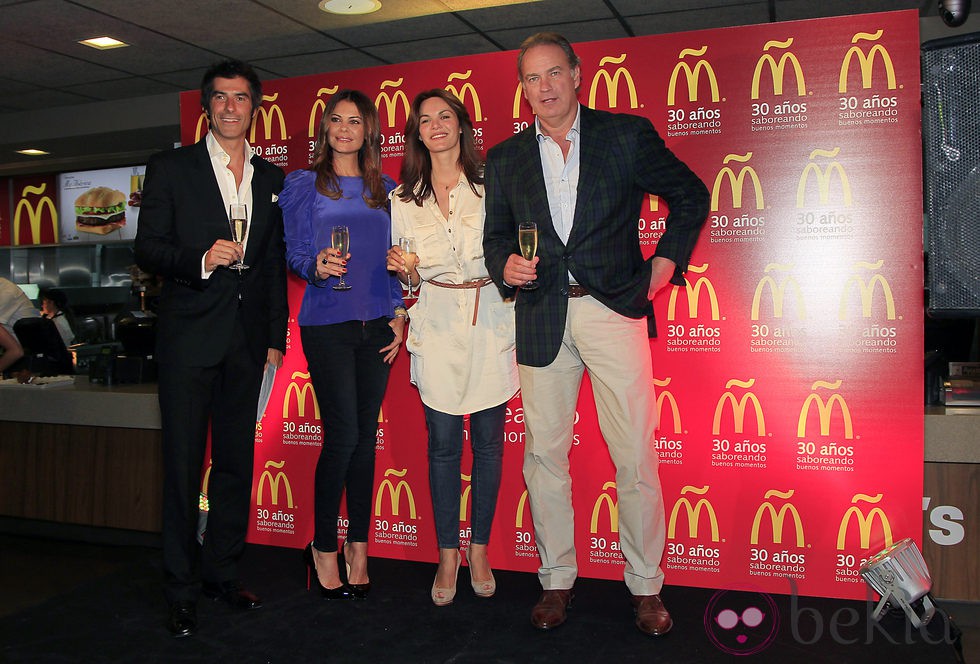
top-left (74, 186), bottom-right (127, 234)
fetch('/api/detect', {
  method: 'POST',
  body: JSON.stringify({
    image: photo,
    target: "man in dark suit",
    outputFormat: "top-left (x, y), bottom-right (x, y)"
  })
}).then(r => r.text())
top-left (135, 60), bottom-right (287, 638)
top-left (483, 33), bottom-right (709, 636)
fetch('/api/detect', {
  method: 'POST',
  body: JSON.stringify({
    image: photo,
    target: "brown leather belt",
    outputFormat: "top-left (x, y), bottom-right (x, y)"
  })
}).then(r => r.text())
top-left (426, 277), bottom-right (493, 326)
top-left (567, 284), bottom-right (590, 298)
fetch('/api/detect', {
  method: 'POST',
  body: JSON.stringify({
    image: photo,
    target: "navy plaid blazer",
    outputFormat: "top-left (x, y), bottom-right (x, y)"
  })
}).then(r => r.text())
top-left (483, 105), bottom-right (709, 367)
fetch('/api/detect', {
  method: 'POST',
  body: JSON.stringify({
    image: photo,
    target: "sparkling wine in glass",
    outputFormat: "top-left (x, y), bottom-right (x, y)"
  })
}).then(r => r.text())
top-left (228, 203), bottom-right (249, 271)
top-left (331, 225), bottom-right (352, 290)
top-left (518, 221), bottom-right (538, 290)
top-left (399, 236), bottom-right (418, 298)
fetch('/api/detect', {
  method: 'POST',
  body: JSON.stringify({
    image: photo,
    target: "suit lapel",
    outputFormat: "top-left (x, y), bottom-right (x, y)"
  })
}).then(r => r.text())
top-left (511, 129), bottom-right (555, 234)
top-left (570, 107), bottom-right (606, 244)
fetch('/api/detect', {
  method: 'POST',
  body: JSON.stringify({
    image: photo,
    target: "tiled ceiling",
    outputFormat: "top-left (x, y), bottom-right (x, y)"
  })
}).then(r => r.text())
top-left (0, 0), bottom-right (947, 174)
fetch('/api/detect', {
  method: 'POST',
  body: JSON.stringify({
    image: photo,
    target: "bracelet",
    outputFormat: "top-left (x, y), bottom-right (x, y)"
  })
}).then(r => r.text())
top-left (393, 306), bottom-right (409, 320)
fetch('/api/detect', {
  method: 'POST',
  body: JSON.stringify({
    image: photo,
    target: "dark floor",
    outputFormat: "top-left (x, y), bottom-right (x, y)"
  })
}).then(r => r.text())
top-left (0, 529), bottom-right (976, 663)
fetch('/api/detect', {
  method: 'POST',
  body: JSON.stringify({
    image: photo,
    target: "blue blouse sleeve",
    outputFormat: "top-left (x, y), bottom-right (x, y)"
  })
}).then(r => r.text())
top-left (279, 169), bottom-right (322, 285)
top-left (383, 176), bottom-right (405, 310)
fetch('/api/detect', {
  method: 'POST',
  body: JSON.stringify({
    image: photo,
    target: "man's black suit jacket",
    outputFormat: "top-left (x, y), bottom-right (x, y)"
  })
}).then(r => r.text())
top-left (483, 105), bottom-right (709, 367)
top-left (135, 139), bottom-right (288, 367)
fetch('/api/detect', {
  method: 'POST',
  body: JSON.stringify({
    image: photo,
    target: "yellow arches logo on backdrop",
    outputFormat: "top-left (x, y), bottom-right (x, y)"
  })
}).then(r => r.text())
top-left (837, 493), bottom-right (893, 550)
top-left (445, 70), bottom-right (484, 122)
top-left (712, 378), bottom-right (766, 436)
top-left (750, 488), bottom-right (805, 547)
top-left (375, 468), bottom-right (417, 518)
top-left (590, 481), bottom-right (619, 534)
top-left (667, 263), bottom-right (720, 321)
top-left (797, 379), bottom-right (853, 439)
top-left (283, 371), bottom-right (320, 419)
top-left (711, 152), bottom-right (764, 211)
top-left (376, 78), bottom-right (410, 129)
top-left (839, 30), bottom-right (897, 93)
top-left (588, 54), bottom-right (638, 110)
top-left (751, 263), bottom-right (806, 320)
top-left (668, 46), bottom-right (719, 105)
top-left (257, 460), bottom-right (294, 508)
top-left (752, 38), bottom-right (806, 98)
top-left (668, 486), bottom-right (720, 541)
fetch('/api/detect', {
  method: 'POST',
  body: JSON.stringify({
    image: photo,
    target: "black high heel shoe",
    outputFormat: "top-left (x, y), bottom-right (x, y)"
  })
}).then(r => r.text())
top-left (343, 540), bottom-right (371, 598)
top-left (304, 543), bottom-right (358, 600)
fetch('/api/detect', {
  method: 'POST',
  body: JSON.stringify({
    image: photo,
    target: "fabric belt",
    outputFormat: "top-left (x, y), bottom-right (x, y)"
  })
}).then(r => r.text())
top-left (425, 277), bottom-right (493, 326)
top-left (567, 284), bottom-right (590, 298)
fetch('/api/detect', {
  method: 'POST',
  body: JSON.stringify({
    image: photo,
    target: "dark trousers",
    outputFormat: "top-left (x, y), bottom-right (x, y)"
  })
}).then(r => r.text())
top-left (424, 403), bottom-right (506, 549)
top-left (302, 318), bottom-right (393, 552)
top-left (159, 318), bottom-right (263, 604)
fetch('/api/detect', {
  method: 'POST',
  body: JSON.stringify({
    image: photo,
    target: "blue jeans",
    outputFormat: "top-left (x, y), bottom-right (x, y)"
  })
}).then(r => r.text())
top-left (302, 318), bottom-right (393, 552)
top-left (424, 402), bottom-right (507, 549)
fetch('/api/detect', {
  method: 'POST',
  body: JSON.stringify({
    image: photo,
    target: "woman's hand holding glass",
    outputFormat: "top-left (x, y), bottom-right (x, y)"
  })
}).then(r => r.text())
top-left (316, 246), bottom-right (348, 282)
top-left (386, 240), bottom-right (419, 298)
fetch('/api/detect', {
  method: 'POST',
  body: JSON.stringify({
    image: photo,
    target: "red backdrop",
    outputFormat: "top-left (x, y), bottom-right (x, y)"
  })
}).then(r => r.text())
top-left (181, 10), bottom-right (923, 600)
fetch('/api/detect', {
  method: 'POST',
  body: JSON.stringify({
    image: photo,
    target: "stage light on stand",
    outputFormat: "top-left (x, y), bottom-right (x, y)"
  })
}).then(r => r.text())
top-left (859, 538), bottom-right (935, 628)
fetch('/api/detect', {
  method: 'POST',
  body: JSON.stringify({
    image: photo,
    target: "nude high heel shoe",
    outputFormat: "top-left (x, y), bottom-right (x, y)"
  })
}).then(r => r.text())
top-left (431, 549), bottom-right (462, 606)
top-left (464, 546), bottom-right (496, 598)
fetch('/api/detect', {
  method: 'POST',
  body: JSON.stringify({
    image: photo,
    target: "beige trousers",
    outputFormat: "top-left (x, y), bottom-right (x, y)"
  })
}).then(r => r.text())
top-left (519, 296), bottom-right (666, 596)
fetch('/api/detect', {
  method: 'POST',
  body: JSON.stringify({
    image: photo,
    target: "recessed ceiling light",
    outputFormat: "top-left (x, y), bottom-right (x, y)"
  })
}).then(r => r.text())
top-left (16, 149), bottom-right (50, 156)
top-left (319, 0), bottom-right (381, 15)
top-left (79, 36), bottom-right (129, 50)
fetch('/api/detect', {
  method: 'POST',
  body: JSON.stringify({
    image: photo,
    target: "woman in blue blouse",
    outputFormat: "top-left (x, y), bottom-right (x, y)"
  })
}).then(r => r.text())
top-left (279, 89), bottom-right (406, 600)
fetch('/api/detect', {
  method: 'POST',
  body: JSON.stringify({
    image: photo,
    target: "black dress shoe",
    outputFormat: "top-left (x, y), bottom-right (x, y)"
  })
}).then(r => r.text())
top-left (202, 580), bottom-right (263, 610)
top-left (167, 600), bottom-right (197, 638)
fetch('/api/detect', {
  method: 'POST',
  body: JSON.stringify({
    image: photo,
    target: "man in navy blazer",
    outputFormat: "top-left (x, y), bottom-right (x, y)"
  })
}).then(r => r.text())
top-left (135, 60), bottom-right (287, 638)
top-left (483, 33), bottom-right (709, 636)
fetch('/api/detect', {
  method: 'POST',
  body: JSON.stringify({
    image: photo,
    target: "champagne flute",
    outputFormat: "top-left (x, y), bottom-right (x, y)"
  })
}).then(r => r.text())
top-left (228, 203), bottom-right (249, 271)
top-left (331, 225), bottom-right (352, 290)
top-left (399, 236), bottom-right (418, 298)
top-left (518, 221), bottom-right (538, 290)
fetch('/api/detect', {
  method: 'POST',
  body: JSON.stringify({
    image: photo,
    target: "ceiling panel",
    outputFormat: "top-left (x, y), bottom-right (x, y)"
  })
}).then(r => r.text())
top-left (0, 0), bottom-right (955, 174)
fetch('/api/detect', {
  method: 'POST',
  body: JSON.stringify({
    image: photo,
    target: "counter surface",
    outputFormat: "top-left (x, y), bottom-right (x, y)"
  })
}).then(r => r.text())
top-left (0, 377), bottom-right (160, 430)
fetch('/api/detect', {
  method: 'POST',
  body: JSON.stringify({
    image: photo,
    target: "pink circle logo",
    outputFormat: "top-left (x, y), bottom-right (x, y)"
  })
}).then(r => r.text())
top-left (704, 590), bottom-right (780, 656)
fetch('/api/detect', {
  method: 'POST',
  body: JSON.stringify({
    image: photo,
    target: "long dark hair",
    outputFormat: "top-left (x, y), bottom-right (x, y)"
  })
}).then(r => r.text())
top-left (310, 89), bottom-right (387, 209)
top-left (398, 89), bottom-right (483, 207)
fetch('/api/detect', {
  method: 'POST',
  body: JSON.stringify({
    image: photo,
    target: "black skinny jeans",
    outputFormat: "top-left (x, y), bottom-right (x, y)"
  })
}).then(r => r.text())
top-left (302, 318), bottom-right (393, 552)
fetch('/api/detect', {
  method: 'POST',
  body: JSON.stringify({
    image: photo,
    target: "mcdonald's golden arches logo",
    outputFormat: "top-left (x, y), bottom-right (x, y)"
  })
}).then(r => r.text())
top-left (751, 38), bottom-right (806, 99)
top-left (751, 263), bottom-right (806, 320)
top-left (668, 486), bottom-right (720, 541)
top-left (837, 493), bottom-right (893, 550)
top-left (654, 377), bottom-right (682, 434)
top-left (588, 54), bottom-right (638, 110)
top-left (515, 489), bottom-right (532, 528)
top-left (309, 86), bottom-right (340, 137)
top-left (713, 378), bottom-right (766, 436)
top-left (590, 481), bottom-right (619, 534)
top-left (445, 70), bottom-right (483, 122)
top-left (711, 152), bottom-right (763, 211)
top-left (459, 472), bottom-right (472, 521)
top-left (839, 30), bottom-right (897, 93)
top-left (257, 460), bottom-right (294, 507)
top-left (839, 260), bottom-right (896, 320)
top-left (376, 78), bottom-right (410, 129)
top-left (667, 263), bottom-right (720, 321)
top-left (797, 147), bottom-right (852, 208)
top-left (374, 468), bottom-right (417, 518)
top-left (14, 182), bottom-right (58, 245)
top-left (283, 371), bottom-right (320, 419)
top-left (250, 92), bottom-right (287, 142)
top-left (797, 379), bottom-right (853, 439)
top-left (667, 46), bottom-right (720, 105)
top-left (750, 489), bottom-right (804, 547)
